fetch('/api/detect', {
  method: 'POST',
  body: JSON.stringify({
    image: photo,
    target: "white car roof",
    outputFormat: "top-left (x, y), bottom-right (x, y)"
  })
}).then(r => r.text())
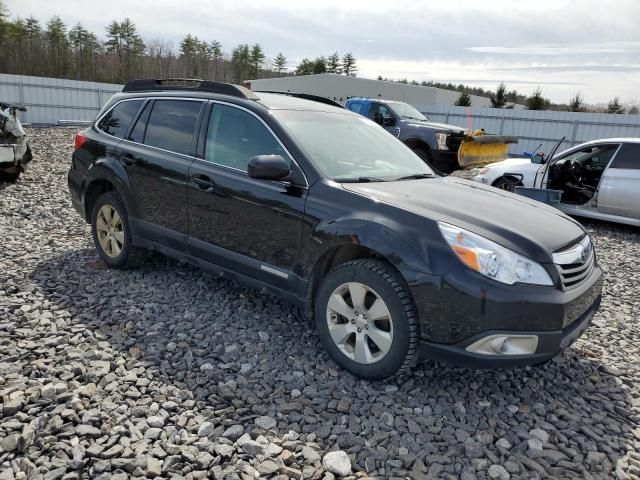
top-left (578, 138), bottom-right (640, 145)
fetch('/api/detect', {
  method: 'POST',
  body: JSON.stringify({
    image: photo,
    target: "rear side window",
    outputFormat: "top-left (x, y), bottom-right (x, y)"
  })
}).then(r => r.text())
top-left (143, 100), bottom-right (203, 156)
top-left (204, 104), bottom-right (287, 171)
top-left (97, 100), bottom-right (143, 138)
top-left (609, 143), bottom-right (640, 169)
top-left (127, 102), bottom-right (151, 143)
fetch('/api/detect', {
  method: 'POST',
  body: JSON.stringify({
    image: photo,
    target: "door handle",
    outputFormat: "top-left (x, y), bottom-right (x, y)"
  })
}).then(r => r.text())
top-left (120, 153), bottom-right (137, 166)
top-left (192, 174), bottom-right (215, 191)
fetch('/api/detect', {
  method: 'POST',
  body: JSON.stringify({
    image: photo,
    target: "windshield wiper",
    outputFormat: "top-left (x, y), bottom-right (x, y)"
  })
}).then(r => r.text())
top-left (335, 176), bottom-right (387, 183)
top-left (395, 173), bottom-right (437, 181)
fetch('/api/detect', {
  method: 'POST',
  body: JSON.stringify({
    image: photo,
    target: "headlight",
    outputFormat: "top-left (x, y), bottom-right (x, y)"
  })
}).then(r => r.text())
top-left (437, 222), bottom-right (553, 286)
top-left (478, 167), bottom-right (489, 174)
top-left (435, 133), bottom-right (449, 150)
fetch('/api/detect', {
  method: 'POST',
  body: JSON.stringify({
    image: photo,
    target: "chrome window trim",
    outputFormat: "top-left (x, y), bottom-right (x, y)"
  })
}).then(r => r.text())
top-left (93, 96), bottom-right (309, 187)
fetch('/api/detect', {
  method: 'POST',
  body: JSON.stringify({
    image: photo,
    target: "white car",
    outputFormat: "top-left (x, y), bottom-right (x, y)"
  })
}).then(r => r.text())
top-left (473, 138), bottom-right (640, 227)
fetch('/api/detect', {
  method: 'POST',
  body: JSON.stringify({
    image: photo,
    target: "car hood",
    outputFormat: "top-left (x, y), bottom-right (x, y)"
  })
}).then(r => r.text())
top-left (400, 119), bottom-right (465, 132)
top-left (342, 176), bottom-right (585, 262)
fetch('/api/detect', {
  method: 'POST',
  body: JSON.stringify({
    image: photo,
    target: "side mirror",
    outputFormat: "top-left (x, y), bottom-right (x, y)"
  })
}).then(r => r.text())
top-left (383, 117), bottom-right (396, 127)
top-left (248, 155), bottom-right (291, 181)
top-left (531, 154), bottom-right (544, 164)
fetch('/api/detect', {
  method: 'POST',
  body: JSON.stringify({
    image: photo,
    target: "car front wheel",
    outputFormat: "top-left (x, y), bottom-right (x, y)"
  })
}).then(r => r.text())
top-left (315, 260), bottom-right (419, 380)
top-left (493, 176), bottom-right (522, 192)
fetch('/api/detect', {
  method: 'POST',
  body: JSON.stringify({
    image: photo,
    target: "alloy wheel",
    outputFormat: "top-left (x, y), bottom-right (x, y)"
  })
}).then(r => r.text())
top-left (96, 204), bottom-right (124, 258)
top-left (326, 282), bottom-right (394, 364)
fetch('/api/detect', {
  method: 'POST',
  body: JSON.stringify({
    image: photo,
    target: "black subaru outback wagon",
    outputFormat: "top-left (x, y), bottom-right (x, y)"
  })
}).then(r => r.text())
top-left (68, 79), bottom-right (603, 380)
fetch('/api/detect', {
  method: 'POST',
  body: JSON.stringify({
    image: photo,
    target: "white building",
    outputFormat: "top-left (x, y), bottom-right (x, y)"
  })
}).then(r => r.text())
top-left (246, 73), bottom-right (492, 110)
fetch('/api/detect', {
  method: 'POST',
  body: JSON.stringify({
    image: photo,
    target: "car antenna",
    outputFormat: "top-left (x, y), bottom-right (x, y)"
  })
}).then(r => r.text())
top-left (531, 143), bottom-right (543, 156)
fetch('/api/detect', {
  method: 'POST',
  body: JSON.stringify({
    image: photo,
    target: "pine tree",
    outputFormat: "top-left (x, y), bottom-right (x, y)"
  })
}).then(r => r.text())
top-left (490, 82), bottom-right (507, 108)
top-left (607, 97), bottom-right (625, 114)
top-left (231, 43), bottom-right (250, 82)
top-left (295, 58), bottom-right (314, 76)
top-left (568, 92), bottom-right (585, 112)
top-left (526, 88), bottom-right (549, 110)
top-left (326, 52), bottom-right (341, 74)
top-left (210, 40), bottom-right (223, 80)
top-left (455, 91), bottom-right (472, 107)
top-left (249, 43), bottom-right (265, 79)
top-left (22, 17), bottom-right (42, 75)
top-left (312, 56), bottom-right (326, 74)
top-left (104, 18), bottom-right (145, 81)
top-left (273, 52), bottom-right (287, 75)
top-left (45, 16), bottom-right (71, 76)
top-left (342, 52), bottom-right (356, 76)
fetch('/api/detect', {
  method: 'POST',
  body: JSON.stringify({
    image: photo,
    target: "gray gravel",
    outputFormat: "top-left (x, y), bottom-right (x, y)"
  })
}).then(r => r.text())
top-left (0, 128), bottom-right (639, 479)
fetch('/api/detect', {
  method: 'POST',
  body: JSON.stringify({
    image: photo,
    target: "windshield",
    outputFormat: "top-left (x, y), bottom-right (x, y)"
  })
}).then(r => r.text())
top-left (273, 110), bottom-right (435, 181)
top-left (389, 103), bottom-right (428, 121)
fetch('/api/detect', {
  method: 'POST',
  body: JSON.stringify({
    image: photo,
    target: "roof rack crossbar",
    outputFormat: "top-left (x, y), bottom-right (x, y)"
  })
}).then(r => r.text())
top-left (254, 91), bottom-right (344, 109)
top-left (122, 78), bottom-right (259, 100)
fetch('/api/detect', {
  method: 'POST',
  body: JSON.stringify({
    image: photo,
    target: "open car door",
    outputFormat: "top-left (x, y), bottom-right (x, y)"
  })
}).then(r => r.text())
top-left (596, 143), bottom-right (640, 219)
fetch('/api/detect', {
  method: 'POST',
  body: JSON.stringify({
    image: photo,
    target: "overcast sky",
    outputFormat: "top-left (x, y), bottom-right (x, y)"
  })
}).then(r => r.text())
top-left (6, 0), bottom-right (640, 104)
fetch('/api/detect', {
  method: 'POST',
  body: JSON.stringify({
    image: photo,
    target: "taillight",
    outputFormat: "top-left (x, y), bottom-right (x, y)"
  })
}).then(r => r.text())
top-left (74, 131), bottom-right (87, 150)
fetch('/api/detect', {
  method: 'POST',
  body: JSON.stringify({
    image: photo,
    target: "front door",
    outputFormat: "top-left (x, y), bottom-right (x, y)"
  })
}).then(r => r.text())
top-left (597, 142), bottom-right (640, 219)
top-left (368, 103), bottom-right (397, 133)
top-left (119, 98), bottom-right (204, 249)
top-left (188, 103), bottom-right (307, 289)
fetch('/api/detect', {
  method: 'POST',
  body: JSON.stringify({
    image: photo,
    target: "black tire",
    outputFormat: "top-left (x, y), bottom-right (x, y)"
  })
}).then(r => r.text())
top-left (315, 259), bottom-right (419, 380)
top-left (0, 169), bottom-right (21, 182)
top-left (493, 176), bottom-right (522, 193)
top-left (412, 146), bottom-right (449, 176)
top-left (91, 191), bottom-right (147, 269)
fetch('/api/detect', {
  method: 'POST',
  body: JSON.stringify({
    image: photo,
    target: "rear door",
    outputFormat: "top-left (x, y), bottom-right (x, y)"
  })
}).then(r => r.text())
top-left (187, 102), bottom-right (307, 290)
top-left (597, 142), bottom-right (640, 218)
top-left (119, 98), bottom-right (205, 249)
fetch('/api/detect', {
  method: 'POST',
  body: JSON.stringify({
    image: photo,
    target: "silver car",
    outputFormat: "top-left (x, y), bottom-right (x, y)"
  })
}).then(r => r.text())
top-left (474, 138), bottom-right (640, 227)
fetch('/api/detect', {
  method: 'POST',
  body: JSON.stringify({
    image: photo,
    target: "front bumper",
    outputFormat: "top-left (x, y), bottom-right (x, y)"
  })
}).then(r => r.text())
top-left (407, 261), bottom-right (603, 368)
top-left (420, 293), bottom-right (600, 368)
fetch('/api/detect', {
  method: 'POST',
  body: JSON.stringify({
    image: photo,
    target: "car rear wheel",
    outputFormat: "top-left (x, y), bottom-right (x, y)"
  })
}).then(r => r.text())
top-left (91, 191), bottom-right (147, 269)
top-left (315, 259), bottom-right (419, 380)
top-left (493, 176), bottom-right (522, 193)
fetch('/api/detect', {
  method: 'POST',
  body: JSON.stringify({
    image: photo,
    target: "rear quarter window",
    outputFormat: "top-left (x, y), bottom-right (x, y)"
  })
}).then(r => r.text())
top-left (609, 143), bottom-right (640, 169)
top-left (97, 100), bottom-right (143, 138)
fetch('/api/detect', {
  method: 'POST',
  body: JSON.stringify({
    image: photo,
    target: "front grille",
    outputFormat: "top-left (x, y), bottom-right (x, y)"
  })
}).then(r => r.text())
top-left (553, 236), bottom-right (595, 289)
top-left (446, 132), bottom-right (466, 152)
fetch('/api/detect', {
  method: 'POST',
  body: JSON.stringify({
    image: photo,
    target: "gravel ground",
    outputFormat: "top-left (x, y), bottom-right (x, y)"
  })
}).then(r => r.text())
top-left (1, 128), bottom-right (639, 480)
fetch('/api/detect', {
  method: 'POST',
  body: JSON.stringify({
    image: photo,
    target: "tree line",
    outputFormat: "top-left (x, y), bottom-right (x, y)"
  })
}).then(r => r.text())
top-left (0, 2), bottom-right (358, 85)
top-left (0, 2), bottom-right (633, 113)
top-left (380, 76), bottom-right (639, 114)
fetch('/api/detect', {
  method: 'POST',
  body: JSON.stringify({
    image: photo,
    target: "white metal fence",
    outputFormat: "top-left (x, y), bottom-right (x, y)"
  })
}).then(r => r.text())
top-left (0, 73), bottom-right (122, 125)
top-left (419, 105), bottom-right (640, 155)
top-left (2, 74), bottom-right (640, 154)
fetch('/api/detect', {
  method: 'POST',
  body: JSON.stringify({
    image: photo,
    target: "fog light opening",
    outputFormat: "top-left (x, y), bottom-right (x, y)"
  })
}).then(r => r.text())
top-left (466, 334), bottom-right (539, 356)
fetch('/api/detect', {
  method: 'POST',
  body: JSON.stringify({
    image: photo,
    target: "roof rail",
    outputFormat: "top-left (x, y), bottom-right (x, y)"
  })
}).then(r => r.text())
top-left (254, 91), bottom-right (344, 109)
top-left (122, 78), bottom-right (259, 100)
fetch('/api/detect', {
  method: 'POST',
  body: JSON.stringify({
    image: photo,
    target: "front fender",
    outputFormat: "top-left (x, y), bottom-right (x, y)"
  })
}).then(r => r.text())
top-left (399, 126), bottom-right (437, 149)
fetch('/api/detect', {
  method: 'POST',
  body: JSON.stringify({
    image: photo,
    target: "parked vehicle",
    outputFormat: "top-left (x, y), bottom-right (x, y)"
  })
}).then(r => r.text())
top-left (344, 98), bottom-right (517, 174)
top-left (474, 138), bottom-right (640, 227)
top-left (68, 79), bottom-right (602, 379)
top-left (0, 103), bottom-right (32, 181)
